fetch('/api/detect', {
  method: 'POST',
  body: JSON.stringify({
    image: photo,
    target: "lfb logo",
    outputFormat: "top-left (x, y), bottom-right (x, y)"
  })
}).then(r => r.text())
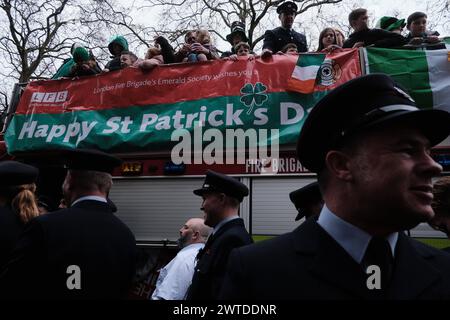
top-left (31, 91), bottom-right (68, 104)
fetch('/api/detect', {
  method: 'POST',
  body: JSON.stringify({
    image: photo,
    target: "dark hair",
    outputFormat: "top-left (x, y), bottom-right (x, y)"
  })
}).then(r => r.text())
top-left (224, 195), bottom-right (240, 209)
top-left (120, 50), bottom-right (138, 62)
top-left (234, 41), bottom-right (250, 52)
top-left (184, 30), bottom-right (196, 41)
top-left (281, 43), bottom-right (297, 53)
top-left (348, 8), bottom-right (367, 26)
top-left (432, 176), bottom-right (450, 217)
top-left (317, 28), bottom-right (337, 51)
top-left (407, 12), bottom-right (427, 28)
top-left (68, 170), bottom-right (112, 195)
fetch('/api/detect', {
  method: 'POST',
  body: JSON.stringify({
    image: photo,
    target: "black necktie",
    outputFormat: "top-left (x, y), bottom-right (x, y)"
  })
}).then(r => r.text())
top-left (362, 237), bottom-right (394, 296)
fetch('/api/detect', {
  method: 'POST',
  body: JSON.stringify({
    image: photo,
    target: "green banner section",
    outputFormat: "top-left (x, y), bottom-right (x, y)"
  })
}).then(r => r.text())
top-left (6, 91), bottom-right (327, 154)
top-left (365, 48), bottom-right (433, 109)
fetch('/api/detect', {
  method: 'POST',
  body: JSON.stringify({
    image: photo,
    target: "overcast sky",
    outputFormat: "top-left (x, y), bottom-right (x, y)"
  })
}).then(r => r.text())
top-left (131, 0), bottom-right (449, 53)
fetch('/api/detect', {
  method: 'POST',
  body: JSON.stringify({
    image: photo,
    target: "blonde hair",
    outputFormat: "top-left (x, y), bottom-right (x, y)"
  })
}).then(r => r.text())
top-left (11, 183), bottom-right (40, 224)
top-left (195, 29), bottom-right (211, 45)
top-left (145, 45), bottom-right (161, 59)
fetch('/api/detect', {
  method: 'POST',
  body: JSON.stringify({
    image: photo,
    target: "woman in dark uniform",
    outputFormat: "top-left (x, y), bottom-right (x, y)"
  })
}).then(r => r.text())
top-left (0, 161), bottom-right (39, 269)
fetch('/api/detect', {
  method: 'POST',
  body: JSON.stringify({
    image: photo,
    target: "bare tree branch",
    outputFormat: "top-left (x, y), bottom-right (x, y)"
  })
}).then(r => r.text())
top-left (143, 0), bottom-right (343, 51)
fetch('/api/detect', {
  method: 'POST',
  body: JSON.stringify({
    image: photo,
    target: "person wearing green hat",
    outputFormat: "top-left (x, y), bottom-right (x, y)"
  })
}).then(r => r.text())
top-left (52, 44), bottom-right (100, 79)
top-left (376, 16), bottom-right (406, 34)
top-left (68, 47), bottom-right (101, 77)
top-left (51, 43), bottom-right (84, 79)
top-left (104, 35), bottom-right (129, 72)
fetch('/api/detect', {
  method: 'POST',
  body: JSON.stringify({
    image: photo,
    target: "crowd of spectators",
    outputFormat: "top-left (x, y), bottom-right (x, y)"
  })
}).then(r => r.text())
top-left (51, 2), bottom-right (447, 80)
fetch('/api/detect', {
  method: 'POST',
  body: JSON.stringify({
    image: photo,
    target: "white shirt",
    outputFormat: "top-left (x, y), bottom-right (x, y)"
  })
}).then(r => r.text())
top-left (317, 205), bottom-right (398, 264)
top-left (71, 196), bottom-right (107, 207)
top-left (151, 242), bottom-right (204, 300)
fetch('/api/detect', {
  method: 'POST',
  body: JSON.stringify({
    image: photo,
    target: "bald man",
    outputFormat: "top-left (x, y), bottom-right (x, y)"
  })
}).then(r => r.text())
top-left (151, 218), bottom-right (211, 300)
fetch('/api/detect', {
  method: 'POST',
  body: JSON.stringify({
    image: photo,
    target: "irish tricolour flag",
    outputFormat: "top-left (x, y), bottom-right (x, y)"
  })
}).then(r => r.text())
top-left (287, 53), bottom-right (326, 94)
top-left (364, 47), bottom-right (450, 112)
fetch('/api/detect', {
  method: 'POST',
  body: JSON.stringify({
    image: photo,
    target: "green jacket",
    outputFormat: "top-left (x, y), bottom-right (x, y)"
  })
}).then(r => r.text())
top-left (108, 35), bottom-right (129, 55)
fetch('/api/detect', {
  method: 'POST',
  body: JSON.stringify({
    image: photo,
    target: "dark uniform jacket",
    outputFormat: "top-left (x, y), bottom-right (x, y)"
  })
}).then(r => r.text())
top-left (263, 27), bottom-right (308, 53)
top-left (404, 31), bottom-right (446, 50)
top-left (186, 218), bottom-right (253, 300)
top-left (0, 206), bottom-right (24, 270)
top-left (104, 57), bottom-right (122, 72)
top-left (343, 28), bottom-right (407, 48)
top-left (0, 200), bottom-right (137, 299)
top-left (220, 218), bottom-right (450, 299)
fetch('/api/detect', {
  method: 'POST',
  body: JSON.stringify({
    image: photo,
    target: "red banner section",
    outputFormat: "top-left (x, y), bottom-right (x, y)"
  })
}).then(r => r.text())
top-left (16, 49), bottom-right (361, 116)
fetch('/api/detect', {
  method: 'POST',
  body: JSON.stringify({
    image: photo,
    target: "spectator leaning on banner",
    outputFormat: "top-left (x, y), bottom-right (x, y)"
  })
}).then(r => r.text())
top-left (281, 43), bottom-right (299, 54)
top-left (220, 74), bottom-right (450, 300)
top-left (405, 12), bottom-right (445, 49)
top-left (221, 21), bottom-right (249, 58)
top-left (334, 28), bottom-right (346, 47)
top-left (262, 1), bottom-right (307, 58)
top-left (376, 16), bottom-right (406, 34)
top-left (317, 27), bottom-right (340, 52)
top-left (223, 42), bottom-right (256, 61)
top-left (120, 50), bottom-right (142, 69)
top-left (174, 31), bottom-right (197, 63)
top-left (343, 8), bottom-right (407, 49)
top-left (104, 35), bottom-right (129, 72)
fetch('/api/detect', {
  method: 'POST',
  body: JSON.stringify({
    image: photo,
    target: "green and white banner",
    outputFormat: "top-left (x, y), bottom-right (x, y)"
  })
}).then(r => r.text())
top-left (364, 47), bottom-right (450, 112)
top-left (5, 50), bottom-right (361, 154)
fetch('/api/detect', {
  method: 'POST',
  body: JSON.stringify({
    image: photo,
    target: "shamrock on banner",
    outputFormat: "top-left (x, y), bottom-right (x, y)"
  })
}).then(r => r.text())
top-left (240, 82), bottom-right (268, 114)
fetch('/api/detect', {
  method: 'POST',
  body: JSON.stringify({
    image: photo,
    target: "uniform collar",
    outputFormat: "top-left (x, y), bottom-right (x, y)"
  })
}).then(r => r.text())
top-left (280, 26), bottom-right (293, 32)
top-left (71, 195), bottom-right (107, 207)
top-left (213, 215), bottom-right (240, 235)
top-left (317, 205), bottom-right (398, 263)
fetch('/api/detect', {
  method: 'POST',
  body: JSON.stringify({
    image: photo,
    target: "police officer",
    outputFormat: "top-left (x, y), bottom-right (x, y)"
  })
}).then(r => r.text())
top-left (186, 170), bottom-right (253, 300)
top-left (0, 161), bottom-right (39, 269)
top-left (289, 182), bottom-right (323, 221)
top-left (0, 149), bottom-right (137, 299)
top-left (221, 21), bottom-right (249, 58)
top-left (262, 1), bottom-right (307, 58)
top-left (220, 74), bottom-right (450, 299)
